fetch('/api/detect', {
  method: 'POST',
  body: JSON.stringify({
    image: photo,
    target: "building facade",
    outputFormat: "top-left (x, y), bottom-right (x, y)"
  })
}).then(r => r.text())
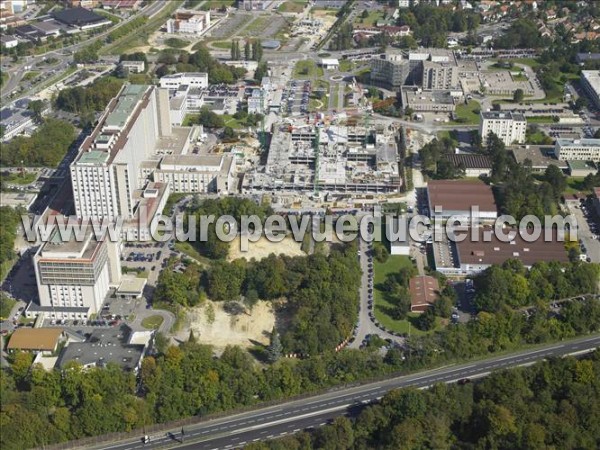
top-left (479, 111), bottom-right (526, 146)
top-left (581, 70), bottom-right (600, 109)
top-left (554, 138), bottom-right (600, 162)
top-left (370, 52), bottom-right (411, 90)
top-left (159, 72), bottom-right (209, 92)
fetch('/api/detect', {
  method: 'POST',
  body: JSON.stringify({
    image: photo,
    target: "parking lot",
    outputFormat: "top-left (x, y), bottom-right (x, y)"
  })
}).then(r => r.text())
top-left (570, 198), bottom-right (600, 263)
top-left (285, 79), bottom-right (311, 115)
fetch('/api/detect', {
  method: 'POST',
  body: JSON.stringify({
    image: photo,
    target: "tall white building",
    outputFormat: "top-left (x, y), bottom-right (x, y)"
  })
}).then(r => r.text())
top-left (554, 138), bottom-right (600, 162)
top-left (70, 84), bottom-right (172, 221)
top-left (31, 228), bottom-right (121, 320)
top-left (479, 111), bottom-right (526, 146)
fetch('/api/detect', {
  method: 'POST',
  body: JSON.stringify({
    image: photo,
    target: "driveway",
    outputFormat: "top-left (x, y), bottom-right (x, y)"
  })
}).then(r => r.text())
top-left (347, 239), bottom-right (404, 349)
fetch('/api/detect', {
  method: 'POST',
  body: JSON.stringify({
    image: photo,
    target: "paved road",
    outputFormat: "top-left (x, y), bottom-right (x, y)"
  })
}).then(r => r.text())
top-left (0, 0), bottom-right (167, 100)
top-left (348, 239), bottom-right (400, 349)
top-left (87, 334), bottom-right (600, 450)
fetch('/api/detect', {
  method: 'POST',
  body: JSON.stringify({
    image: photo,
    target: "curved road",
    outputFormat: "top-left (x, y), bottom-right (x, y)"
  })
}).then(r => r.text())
top-left (83, 335), bottom-right (600, 450)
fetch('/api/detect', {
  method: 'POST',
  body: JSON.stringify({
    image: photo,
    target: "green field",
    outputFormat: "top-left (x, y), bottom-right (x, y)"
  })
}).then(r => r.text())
top-left (22, 71), bottom-right (40, 82)
top-left (372, 256), bottom-right (439, 336)
top-left (354, 10), bottom-right (386, 26)
top-left (293, 60), bottom-right (323, 79)
top-left (141, 315), bottom-right (164, 330)
top-left (278, 1), bottom-right (307, 13)
top-left (564, 177), bottom-right (588, 195)
top-left (242, 15), bottom-right (272, 36)
top-left (526, 116), bottom-right (556, 124)
top-left (211, 40), bottom-right (233, 49)
top-left (175, 241), bottom-right (209, 264)
top-left (452, 100), bottom-right (481, 124)
top-left (0, 293), bottom-right (16, 320)
top-left (0, 171), bottom-right (38, 185)
top-left (200, 0), bottom-right (235, 10)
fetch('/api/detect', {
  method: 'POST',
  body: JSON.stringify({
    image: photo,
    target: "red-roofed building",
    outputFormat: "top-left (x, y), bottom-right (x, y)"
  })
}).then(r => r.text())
top-left (409, 276), bottom-right (440, 313)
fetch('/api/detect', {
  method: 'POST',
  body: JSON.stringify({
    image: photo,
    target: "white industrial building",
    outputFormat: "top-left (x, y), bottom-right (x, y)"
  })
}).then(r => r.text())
top-left (554, 138), bottom-right (600, 162)
top-left (159, 73), bottom-right (209, 92)
top-left (120, 60), bottom-right (145, 73)
top-left (479, 111), bottom-right (526, 146)
top-left (581, 70), bottom-right (600, 110)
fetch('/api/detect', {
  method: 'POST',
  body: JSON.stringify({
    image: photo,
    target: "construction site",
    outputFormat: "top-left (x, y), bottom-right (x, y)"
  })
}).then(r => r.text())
top-left (241, 114), bottom-right (402, 196)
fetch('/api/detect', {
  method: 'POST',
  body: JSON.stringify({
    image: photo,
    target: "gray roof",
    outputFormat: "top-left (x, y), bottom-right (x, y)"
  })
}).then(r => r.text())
top-left (481, 111), bottom-right (526, 122)
top-left (56, 324), bottom-right (145, 371)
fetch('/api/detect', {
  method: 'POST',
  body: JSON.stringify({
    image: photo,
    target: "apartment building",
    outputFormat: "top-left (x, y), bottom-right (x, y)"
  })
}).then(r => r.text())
top-left (32, 227), bottom-right (121, 320)
top-left (479, 111), bottom-right (526, 146)
top-left (554, 138), bottom-right (600, 162)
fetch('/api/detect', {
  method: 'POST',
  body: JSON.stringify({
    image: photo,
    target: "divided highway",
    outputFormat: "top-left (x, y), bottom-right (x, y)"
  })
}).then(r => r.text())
top-left (90, 334), bottom-right (600, 450)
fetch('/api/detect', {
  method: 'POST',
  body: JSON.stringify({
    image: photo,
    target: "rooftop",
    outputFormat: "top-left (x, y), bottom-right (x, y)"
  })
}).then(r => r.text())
top-left (56, 324), bottom-right (145, 371)
top-left (455, 227), bottom-right (569, 267)
top-left (409, 275), bottom-right (439, 311)
top-left (51, 7), bottom-right (107, 26)
top-left (446, 153), bottom-right (492, 169)
top-left (582, 70), bottom-right (600, 94)
top-left (427, 180), bottom-right (497, 213)
top-left (104, 84), bottom-right (148, 129)
top-left (78, 150), bottom-right (109, 165)
top-left (7, 328), bottom-right (63, 352)
top-left (481, 111), bottom-right (526, 122)
top-left (510, 145), bottom-right (569, 169)
top-left (556, 138), bottom-right (600, 147)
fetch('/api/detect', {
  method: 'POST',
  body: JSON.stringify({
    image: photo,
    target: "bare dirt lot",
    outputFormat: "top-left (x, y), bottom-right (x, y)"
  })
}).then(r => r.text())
top-left (179, 300), bottom-right (275, 352)
top-left (228, 235), bottom-right (305, 261)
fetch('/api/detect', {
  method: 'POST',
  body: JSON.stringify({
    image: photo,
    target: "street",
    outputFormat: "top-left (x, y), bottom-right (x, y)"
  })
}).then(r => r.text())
top-left (85, 334), bottom-right (600, 450)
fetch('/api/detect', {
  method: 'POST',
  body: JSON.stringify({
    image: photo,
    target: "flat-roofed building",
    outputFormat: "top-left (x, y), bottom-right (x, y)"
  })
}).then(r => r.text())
top-left (153, 154), bottom-right (235, 194)
top-left (56, 324), bottom-right (147, 372)
top-left (479, 111), bottom-right (526, 146)
top-left (33, 227), bottom-right (122, 320)
top-left (0, 192), bottom-right (37, 209)
top-left (159, 72), bottom-right (208, 92)
top-left (427, 179), bottom-right (498, 221)
top-left (422, 60), bottom-right (458, 90)
top-left (510, 145), bottom-right (569, 172)
top-left (409, 275), bottom-right (439, 313)
top-left (319, 58), bottom-right (339, 70)
top-left (120, 60), bottom-right (145, 73)
top-left (7, 328), bottom-right (65, 355)
top-left (555, 138), bottom-right (600, 162)
top-left (450, 227), bottom-right (569, 275)
top-left (402, 88), bottom-right (457, 113)
top-left (581, 70), bottom-right (600, 109)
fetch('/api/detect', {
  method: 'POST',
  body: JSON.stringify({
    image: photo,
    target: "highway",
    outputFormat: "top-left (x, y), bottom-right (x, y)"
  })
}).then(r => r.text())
top-left (0, 0), bottom-right (168, 100)
top-left (87, 334), bottom-right (600, 450)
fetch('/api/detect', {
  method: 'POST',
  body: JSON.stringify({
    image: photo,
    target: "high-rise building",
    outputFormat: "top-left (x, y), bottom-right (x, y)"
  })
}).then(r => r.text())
top-left (479, 111), bottom-right (526, 146)
top-left (166, 9), bottom-right (210, 35)
top-left (70, 84), bottom-right (171, 221)
top-left (370, 52), bottom-right (412, 90)
top-left (31, 227), bottom-right (121, 320)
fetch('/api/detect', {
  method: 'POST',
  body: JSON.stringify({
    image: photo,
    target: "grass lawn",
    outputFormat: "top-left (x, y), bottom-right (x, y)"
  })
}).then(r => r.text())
top-left (22, 71), bottom-right (40, 82)
top-left (0, 259), bottom-right (15, 283)
top-left (339, 59), bottom-right (355, 72)
top-left (353, 10), bottom-right (385, 26)
top-left (526, 130), bottom-right (553, 145)
top-left (242, 15), bottom-right (271, 36)
top-left (182, 114), bottom-right (199, 127)
top-left (278, 0), bottom-right (307, 13)
top-left (141, 315), bottom-right (164, 330)
top-left (511, 73), bottom-right (528, 81)
top-left (175, 241), bottom-right (210, 265)
top-left (0, 171), bottom-right (38, 185)
top-left (527, 116), bottom-right (556, 124)
top-left (293, 60), bottom-right (323, 79)
top-left (221, 114), bottom-right (244, 129)
top-left (564, 177), bottom-right (588, 195)
top-left (491, 57), bottom-right (541, 69)
top-left (452, 100), bottom-right (481, 124)
top-left (200, 0), bottom-right (235, 10)
top-left (372, 256), bottom-right (440, 336)
top-left (211, 40), bottom-right (232, 49)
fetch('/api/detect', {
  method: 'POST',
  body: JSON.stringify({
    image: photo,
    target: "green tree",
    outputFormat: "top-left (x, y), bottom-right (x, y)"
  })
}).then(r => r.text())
top-left (513, 88), bottom-right (524, 103)
top-left (267, 328), bottom-right (283, 363)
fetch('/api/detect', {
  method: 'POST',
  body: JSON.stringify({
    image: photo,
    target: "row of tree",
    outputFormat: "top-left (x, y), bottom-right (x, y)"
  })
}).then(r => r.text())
top-left (0, 206), bottom-right (22, 272)
top-left (248, 352), bottom-right (600, 450)
top-left (474, 259), bottom-right (600, 312)
top-left (230, 39), bottom-right (263, 62)
top-left (4, 291), bottom-right (600, 449)
top-left (54, 76), bottom-right (124, 116)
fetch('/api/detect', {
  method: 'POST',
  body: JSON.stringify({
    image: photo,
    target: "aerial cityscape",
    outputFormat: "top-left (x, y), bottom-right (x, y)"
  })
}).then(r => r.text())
top-left (0, 0), bottom-right (600, 449)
